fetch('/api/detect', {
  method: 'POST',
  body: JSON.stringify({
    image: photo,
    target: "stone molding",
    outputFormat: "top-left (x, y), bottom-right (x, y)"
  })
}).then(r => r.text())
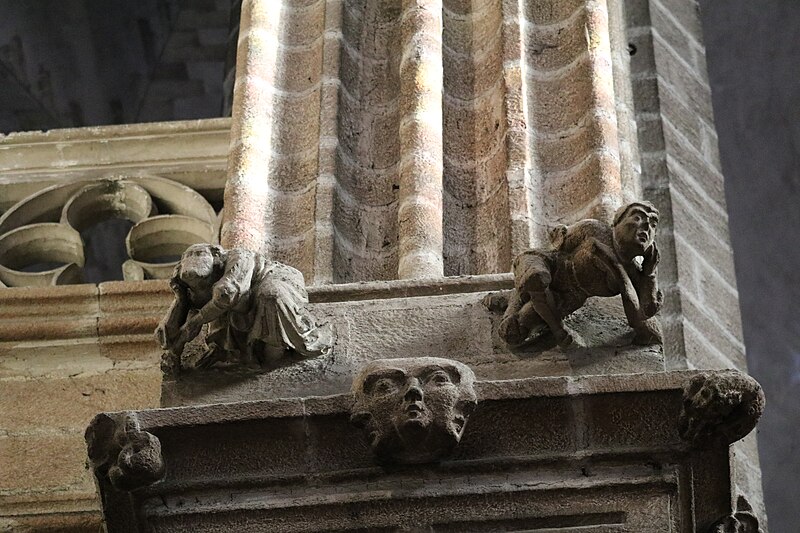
top-left (0, 175), bottom-right (218, 287)
top-left (87, 370), bottom-right (760, 532)
top-left (0, 118), bottom-right (230, 213)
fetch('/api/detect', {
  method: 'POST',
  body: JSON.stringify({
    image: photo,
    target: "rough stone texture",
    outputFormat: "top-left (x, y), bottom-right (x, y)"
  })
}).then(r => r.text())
top-left (0, 282), bottom-right (166, 531)
top-left (89, 371), bottom-right (756, 532)
top-left (162, 275), bottom-right (664, 406)
top-left (350, 357), bottom-right (476, 464)
top-left (624, 0), bottom-right (764, 523)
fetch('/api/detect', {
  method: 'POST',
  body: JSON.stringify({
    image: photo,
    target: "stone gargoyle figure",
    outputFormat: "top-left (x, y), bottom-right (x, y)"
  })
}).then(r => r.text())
top-left (351, 357), bottom-right (477, 464)
top-left (499, 201), bottom-right (663, 348)
top-left (85, 412), bottom-right (165, 492)
top-left (156, 243), bottom-right (332, 372)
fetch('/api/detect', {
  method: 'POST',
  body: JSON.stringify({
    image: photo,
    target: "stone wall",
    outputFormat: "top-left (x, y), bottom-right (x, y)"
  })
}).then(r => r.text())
top-left (625, 0), bottom-right (763, 522)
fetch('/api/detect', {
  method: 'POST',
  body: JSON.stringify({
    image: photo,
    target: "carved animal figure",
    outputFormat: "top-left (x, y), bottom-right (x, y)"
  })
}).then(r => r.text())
top-left (500, 201), bottom-right (663, 347)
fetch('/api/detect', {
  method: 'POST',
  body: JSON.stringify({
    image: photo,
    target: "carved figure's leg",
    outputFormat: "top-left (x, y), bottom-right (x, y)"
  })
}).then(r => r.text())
top-left (515, 254), bottom-right (572, 347)
top-left (499, 290), bottom-right (527, 345)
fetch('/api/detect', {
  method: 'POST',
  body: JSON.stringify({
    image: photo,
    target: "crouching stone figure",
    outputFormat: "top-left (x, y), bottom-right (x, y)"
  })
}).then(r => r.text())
top-left (500, 201), bottom-right (663, 348)
top-left (156, 244), bottom-right (332, 372)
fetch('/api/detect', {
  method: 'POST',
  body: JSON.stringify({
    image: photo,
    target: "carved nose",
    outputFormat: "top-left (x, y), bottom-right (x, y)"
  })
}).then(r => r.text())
top-left (404, 379), bottom-right (423, 402)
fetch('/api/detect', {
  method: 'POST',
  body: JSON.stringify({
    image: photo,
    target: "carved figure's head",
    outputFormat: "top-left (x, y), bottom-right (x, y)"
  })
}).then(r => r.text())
top-left (351, 358), bottom-right (477, 464)
top-left (178, 243), bottom-right (225, 288)
top-left (678, 370), bottom-right (765, 447)
top-left (612, 201), bottom-right (659, 256)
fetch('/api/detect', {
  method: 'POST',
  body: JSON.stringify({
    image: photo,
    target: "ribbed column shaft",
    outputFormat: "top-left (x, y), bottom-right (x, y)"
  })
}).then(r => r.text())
top-left (221, 0), bottom-right (281, 252)
top-left (397, 0), bottom-right (444, 279)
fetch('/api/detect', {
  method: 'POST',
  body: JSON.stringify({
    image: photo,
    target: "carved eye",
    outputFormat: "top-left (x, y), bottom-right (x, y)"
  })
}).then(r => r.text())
top-left (373, 378), bottom-right (399, 395)
top-left (426, 371), bottom-right (452, 386)
top-left (633, 214), bottom-right (643, 223)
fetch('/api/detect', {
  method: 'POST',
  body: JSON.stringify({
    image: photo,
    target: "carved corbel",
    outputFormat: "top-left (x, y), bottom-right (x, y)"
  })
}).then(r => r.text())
top-left (708, 496), bottom-right (763, 533)
top-left (85, 412), bottom-right (165, 491)
top-left (678, 370), bottom-right (765, 448)
top-left (351, 357), bottom-right (477, 464)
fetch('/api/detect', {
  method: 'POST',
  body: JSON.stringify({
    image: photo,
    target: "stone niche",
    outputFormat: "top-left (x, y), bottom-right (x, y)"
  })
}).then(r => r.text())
top-left (87, 371), bottom-right (760, 532)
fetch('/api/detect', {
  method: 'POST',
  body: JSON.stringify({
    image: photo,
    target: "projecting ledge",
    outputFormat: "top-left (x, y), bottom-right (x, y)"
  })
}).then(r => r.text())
top-left (88, 369), bottom-right (763, 533)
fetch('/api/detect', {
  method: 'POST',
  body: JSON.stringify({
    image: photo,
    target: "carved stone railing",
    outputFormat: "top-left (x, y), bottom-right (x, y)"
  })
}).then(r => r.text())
top-left (0, 175), bottom-right (218, 287)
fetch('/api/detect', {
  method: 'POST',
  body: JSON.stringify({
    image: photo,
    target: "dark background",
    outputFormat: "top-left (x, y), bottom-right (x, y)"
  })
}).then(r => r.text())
top-left (0, 0), bottom-right (797, 528)
top-left (701, 2), bottom-right (800, 530)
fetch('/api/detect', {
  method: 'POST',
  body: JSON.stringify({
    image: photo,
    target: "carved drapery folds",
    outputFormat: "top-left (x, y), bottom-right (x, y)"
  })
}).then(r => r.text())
top-left (351, 357), bottom-right (477, 464)
top-left (496, 201), bottom-right (662, 348)
top-left (708, 496), bottom-right (763, 533)
top-left (679, 370), bottom-right (765, 448)
top-left (0, 175), bottom-right (217, 287)
top-left (85, 412), bottom-right (165, 492)
top-left (157, 244), bottom-right (333, 374)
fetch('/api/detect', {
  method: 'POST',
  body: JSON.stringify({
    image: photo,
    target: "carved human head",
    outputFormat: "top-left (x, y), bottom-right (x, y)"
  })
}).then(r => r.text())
top-left (178, 243), bottom-right (225, 287)
top-left (612, 201), bottom-right (659, 255)
top-left (351, 357), bottom-right (477, 464)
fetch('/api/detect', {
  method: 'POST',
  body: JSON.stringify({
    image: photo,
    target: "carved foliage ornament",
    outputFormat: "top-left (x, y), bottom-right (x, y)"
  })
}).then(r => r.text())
top-left (679, 370), bottom-right (765, 447)
top-left (85, 412), bottom-right (165, 492)
top-left (156, 244), bottom-right (333, 372)
top-left (351, 357), bottom-right (477, 464)
top-left (499, 201), bottom-right (663, 348)
top-left (0, 175), bottom-right (217, 287)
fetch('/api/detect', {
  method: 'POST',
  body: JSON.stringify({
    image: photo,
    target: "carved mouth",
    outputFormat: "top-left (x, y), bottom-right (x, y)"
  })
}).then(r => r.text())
top-left (404, 402), bottom-right (426, 419)
top-left (636, 231), bottom-right (649, 243)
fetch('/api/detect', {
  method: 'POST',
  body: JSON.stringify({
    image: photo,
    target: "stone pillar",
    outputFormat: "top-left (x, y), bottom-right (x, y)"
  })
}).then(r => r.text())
top-left (397, 0), bottom-right (445, 279)
top-left (220, 0), bottom-right (280, 252)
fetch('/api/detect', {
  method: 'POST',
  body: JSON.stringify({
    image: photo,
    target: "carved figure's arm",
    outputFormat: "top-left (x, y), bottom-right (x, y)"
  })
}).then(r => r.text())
top-left (155, 266), bottom-right (191, 351)
top-left (591, 240), bottom-right (645, 327)
top-left (185, 249), bottom-right (257, 332)
top-left (634, 242), bottom-right (663, 318)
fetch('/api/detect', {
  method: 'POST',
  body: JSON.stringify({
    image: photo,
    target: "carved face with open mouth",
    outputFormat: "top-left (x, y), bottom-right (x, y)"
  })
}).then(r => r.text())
top-left (613, 202), bottom-right (659, 256)
top-left (351, 358), bottom-right (477, 464)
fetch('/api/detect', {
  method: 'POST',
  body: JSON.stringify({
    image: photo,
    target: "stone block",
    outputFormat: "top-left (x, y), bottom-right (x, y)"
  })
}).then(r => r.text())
top-left (0, 369), bottom-right (161, 432)
top-left (585, 390), bottom-right (681, 449)
top-left (0, 433), bottom-right (93, 492)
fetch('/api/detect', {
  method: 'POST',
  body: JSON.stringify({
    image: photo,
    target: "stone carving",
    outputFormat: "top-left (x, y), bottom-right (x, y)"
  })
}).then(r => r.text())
top-left (499, 201), bottom-right (663, 348)
top-left (156, 243), bottom-right (333, 373)
top-left (679, 370), bottom-right (765, 447)
top-left (351, 357), bottom-right (477, 464)
top-left (0, 175), bottom-right (217, 287)
top-left (85, 412), bottom-right (165, 492)
top-left (708, 496), bottom-right (762, 532)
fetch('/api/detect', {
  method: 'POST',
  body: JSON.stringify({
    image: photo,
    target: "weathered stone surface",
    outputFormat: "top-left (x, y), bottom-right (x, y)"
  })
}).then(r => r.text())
top-left (351, 357), bottom-right (476, 464)
top-left (88, 370), bottom-right (759, 532)
top-left (85, 412), bottom-right (165, 491)
top-left (678, 370), bottom-right (765, 448)
top-left (157, 244), bottom-right (332, 374)
top-left (498, 202), bottom-right (663, 350)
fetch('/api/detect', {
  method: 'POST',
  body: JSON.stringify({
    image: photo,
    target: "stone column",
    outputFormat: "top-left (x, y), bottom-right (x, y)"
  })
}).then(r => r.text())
top-left (397, 0), bottom-right (445, 279)
top-left (220, 0), bottom-right (281, 252)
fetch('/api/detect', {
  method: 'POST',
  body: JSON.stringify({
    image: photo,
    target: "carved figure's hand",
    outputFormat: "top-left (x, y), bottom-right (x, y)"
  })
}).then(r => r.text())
top-left (641, 241), bottom-right (660, 276)
top-left (643, 289), bottom-right (663, 318)
top-left (155, 323), bottom-right (169, 350)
